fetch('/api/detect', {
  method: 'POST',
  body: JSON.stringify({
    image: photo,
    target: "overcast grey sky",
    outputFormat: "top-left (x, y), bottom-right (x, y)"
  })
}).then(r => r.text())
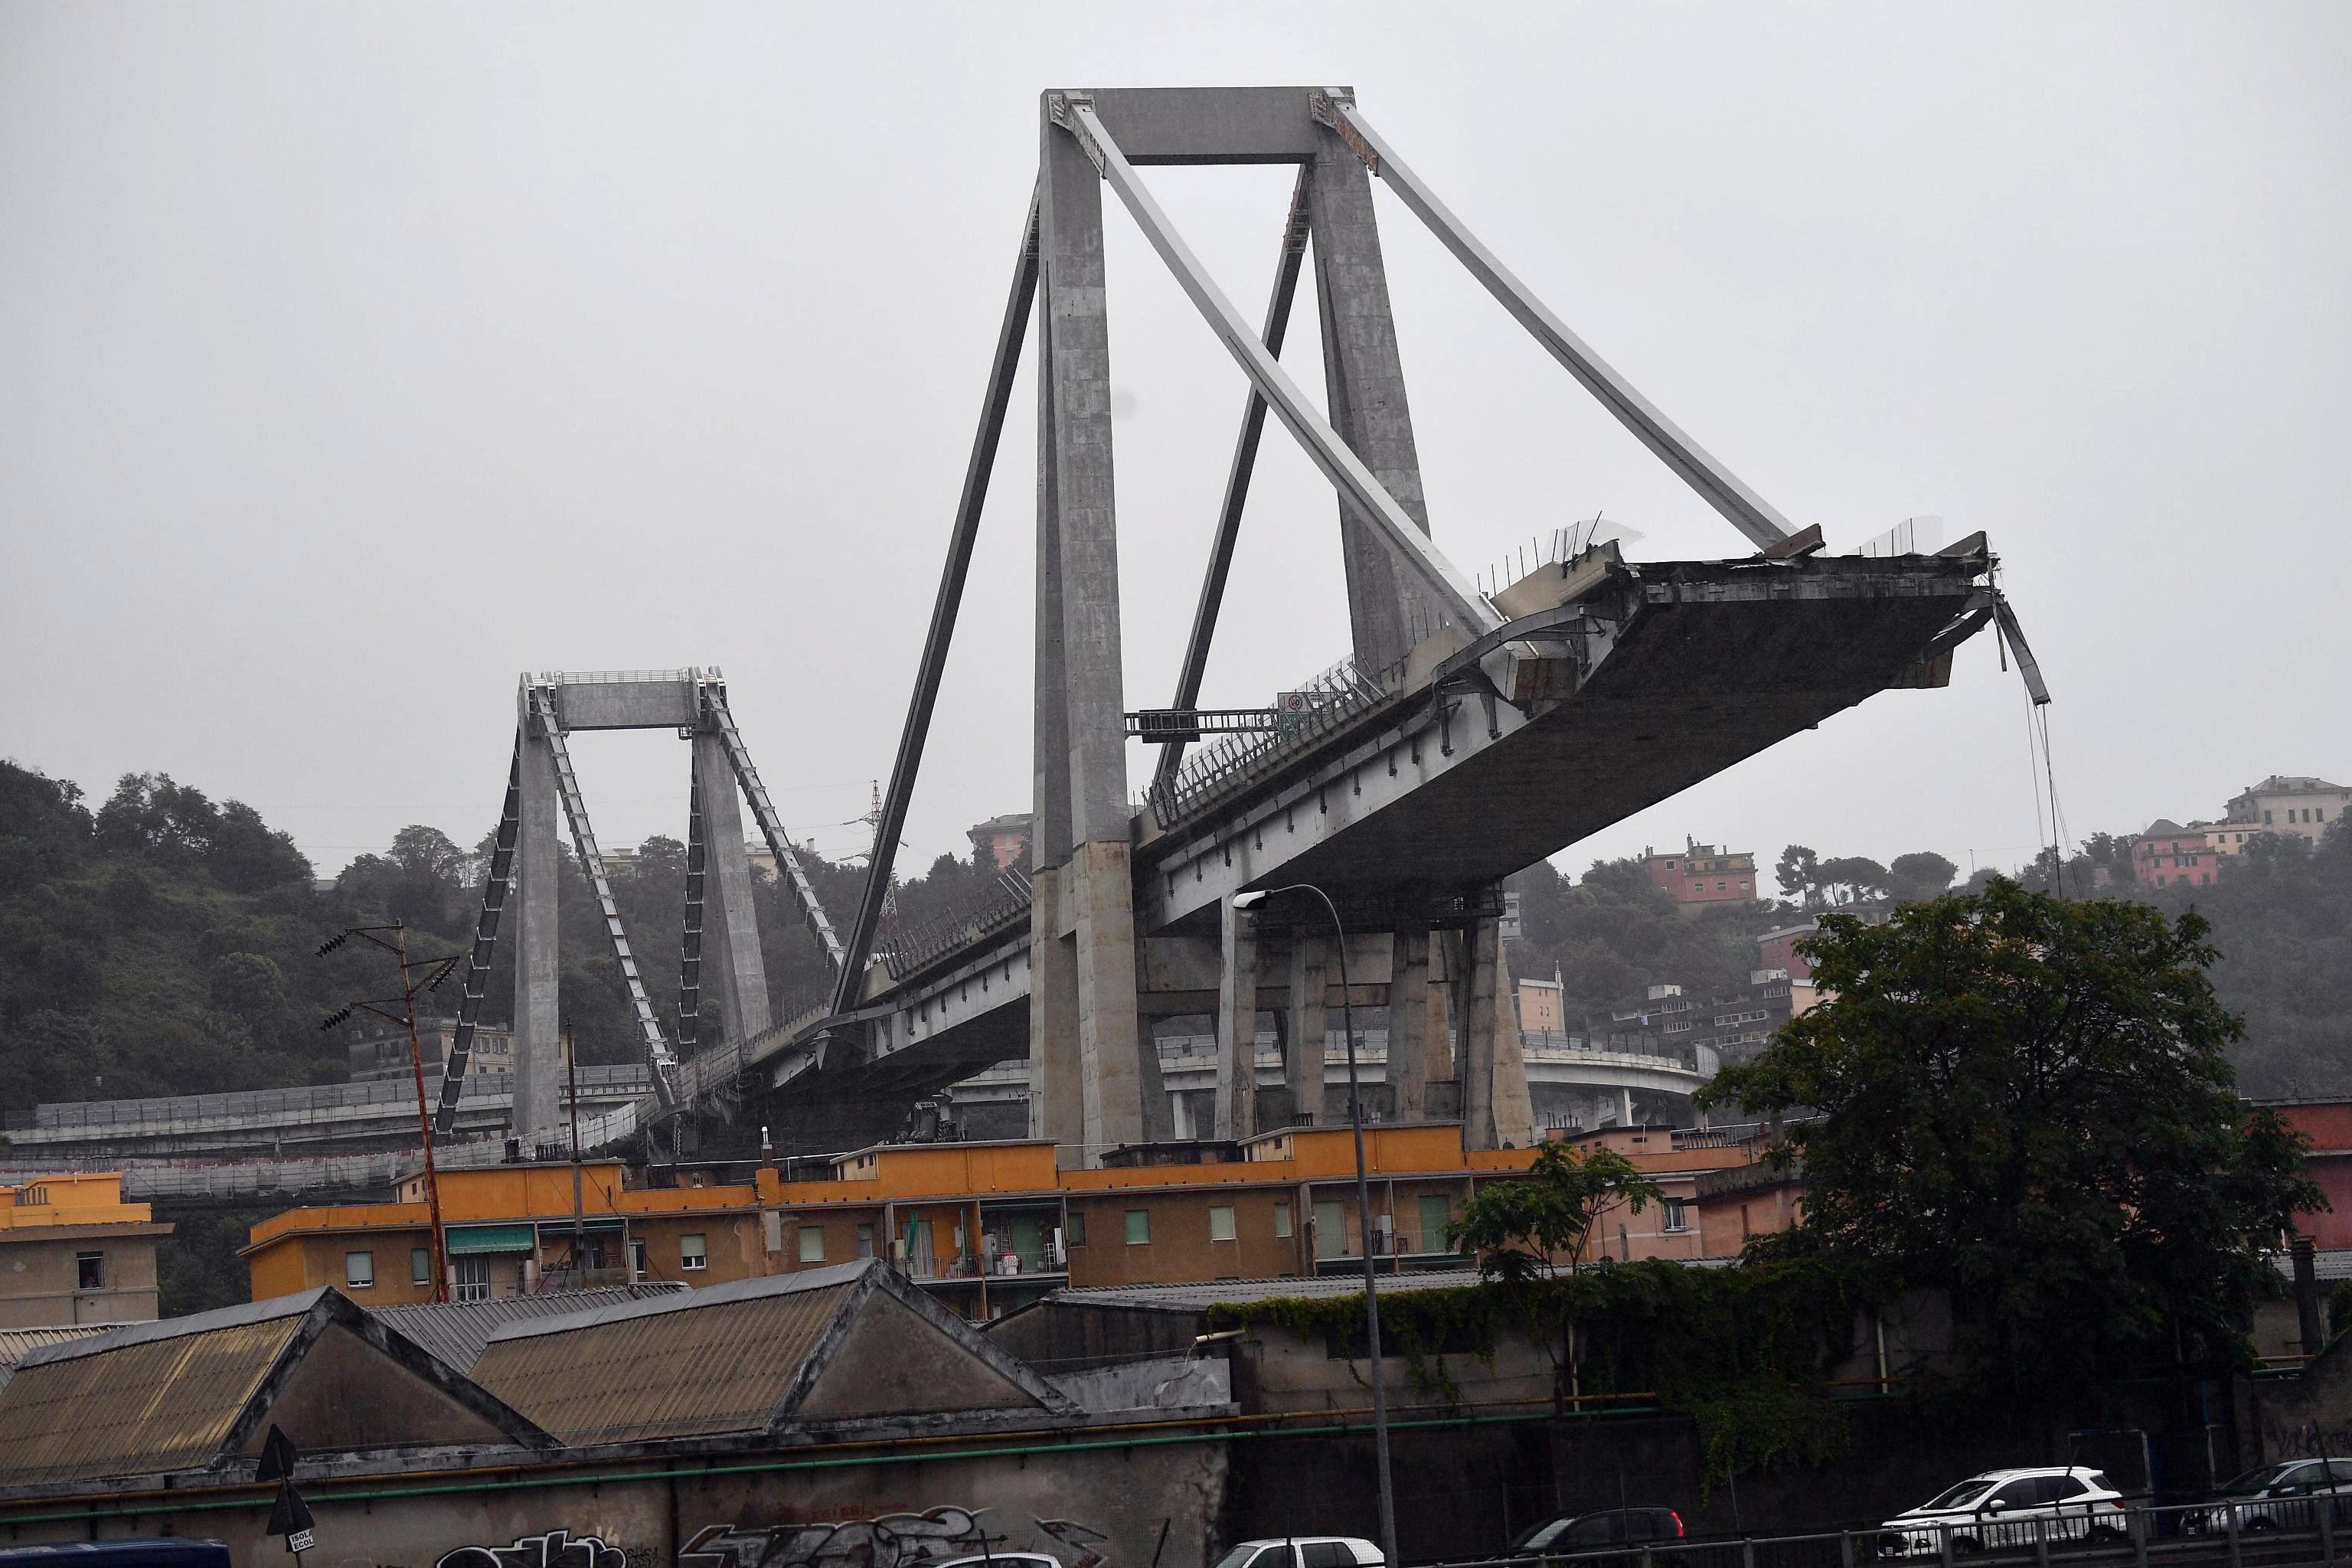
top-left (4, 4), bottom-right (2346, 888)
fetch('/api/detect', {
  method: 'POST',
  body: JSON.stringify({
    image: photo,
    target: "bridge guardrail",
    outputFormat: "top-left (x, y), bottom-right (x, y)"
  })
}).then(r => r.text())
top-left (1143, 657), bottom-right (1393, 830)
top-left (1416, 1496), bottom-right (2344, 1568)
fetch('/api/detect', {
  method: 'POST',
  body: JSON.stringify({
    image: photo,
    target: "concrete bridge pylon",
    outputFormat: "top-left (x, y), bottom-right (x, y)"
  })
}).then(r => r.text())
top-left (430, 668), bottom-right (844, 1148)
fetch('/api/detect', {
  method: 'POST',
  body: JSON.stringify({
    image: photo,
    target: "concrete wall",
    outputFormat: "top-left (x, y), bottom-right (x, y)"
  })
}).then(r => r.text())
top-left (0, 1436), bottom-right (1227, 1568)
top-left (0, 1230), bottom-right (162, 1328)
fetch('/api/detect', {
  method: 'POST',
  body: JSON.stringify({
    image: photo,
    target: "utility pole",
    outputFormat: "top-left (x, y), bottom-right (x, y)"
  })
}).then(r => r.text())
top-left (567, 1024), bottom-right (585, 1291)
top-left (319, 922), bottom-right (459, 1304)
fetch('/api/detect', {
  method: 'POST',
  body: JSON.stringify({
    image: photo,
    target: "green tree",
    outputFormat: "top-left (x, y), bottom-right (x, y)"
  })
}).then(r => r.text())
top-left (1886, 850), bottom-right (1958, 903)
top-left (1450, 1139), bottom-right (1662, 1281)
top-left (1448, 1139), bottom-right (1662, 1409)
top-left (1775, 844), bottom-right (1822, 906)
top-left (1704, 879), bottom-right (2323, 1405)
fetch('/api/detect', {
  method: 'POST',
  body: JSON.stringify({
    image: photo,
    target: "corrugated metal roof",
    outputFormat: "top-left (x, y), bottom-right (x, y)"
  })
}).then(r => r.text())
top-left (2274, 1250), bottom-right (2352, 1283)
top-left (0, 1325), bottom-right (111, 1367)
top-left (13, 1289), bottom-right (325, 1370)
top-left (1044, 1269), bottom-right (1491, 1312)
top-left (374, 1283), bottom-right (688, 1372)
top-left (0, 1326), bottom-right (112, 1398)
top-left (0, 1314), bottom-right (300, 1483)
top-left (471, 1278), bottom-right (852, 1444)
top-left (484, 1259), bottom-right (872, 1342)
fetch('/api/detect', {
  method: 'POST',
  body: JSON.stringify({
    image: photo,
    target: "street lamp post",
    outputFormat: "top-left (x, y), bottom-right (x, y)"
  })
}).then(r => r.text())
top-left (1232, 884), bottom-right (1400, 1568)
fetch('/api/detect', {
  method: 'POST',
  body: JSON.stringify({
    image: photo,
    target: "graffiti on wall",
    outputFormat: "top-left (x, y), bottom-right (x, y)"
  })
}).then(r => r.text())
top-left (424, 1506), bottom-right (1111, 1568)
top-left (680, 1505), bottom-right (1111, 1568)
top-left (435, 1530), bottom-right (629, 1568)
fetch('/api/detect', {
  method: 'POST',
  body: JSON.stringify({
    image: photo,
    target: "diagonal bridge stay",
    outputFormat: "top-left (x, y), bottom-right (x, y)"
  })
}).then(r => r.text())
top-left (734, 87), bottom-right (2046, 1165)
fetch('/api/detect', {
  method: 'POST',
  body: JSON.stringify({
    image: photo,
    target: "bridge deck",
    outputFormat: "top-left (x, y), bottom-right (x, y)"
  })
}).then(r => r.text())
top-left (746, 550), bottom-right (1988, 1148)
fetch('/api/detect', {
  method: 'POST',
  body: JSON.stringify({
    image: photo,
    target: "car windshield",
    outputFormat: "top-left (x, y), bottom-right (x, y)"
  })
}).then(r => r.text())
top-left (1211, 1549), bottom-right (1263, 1568)
top-left (2219, 1464), bottom-right (2305, 1496)
top-left (1511, 1521), bottom-right (1570, 1552)
top-left (1921, 1478), bottom-right (1998, 1511)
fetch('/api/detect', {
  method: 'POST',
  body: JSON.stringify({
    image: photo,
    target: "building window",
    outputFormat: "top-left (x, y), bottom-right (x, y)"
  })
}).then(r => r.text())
top-left (344, 1251), bottom-right (374, 1289)
top-left (1419, 1194), bottom-right (1453, 1252)
top-left (455, 1256), bottom-right (492, 1302)
top-left (629, 1237), bottom-right (648, 1279)
top-left (1209, 1205), bottom-right (1236, 1243)
top-left (75, 1251), bottom-right (105, 1290)
top-left (1067, 1210), bottom-right (1087, 1248)
top-left (2265, 810), bottom-right (2274, 825)
top-left (1662, 1198), bottom-right (1690, 1233)
top-left (411, 1247), bottom-right (431, 1285)
top-left (1274, 1203), bottom-right (1292, 1238)
top-left (799, 1226), bottom-right (825, 1264)
top-left (1125, 1209), bottom-right (1152, 1246)
top-left (857, 1223), bottom-right (875, 1260)
top-left (681, 1233), bottom-right (708, 1271)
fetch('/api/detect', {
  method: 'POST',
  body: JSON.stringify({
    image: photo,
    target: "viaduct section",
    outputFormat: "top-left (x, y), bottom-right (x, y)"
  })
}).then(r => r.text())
top-left (402, 88), bottom-right (2039, 1171)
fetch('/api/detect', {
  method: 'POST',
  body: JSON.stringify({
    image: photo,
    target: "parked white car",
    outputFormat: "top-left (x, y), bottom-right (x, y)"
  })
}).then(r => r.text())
top-left (2185, 1459), bottom-right (2352, 1534)
top-left (1878, 1467), bottom-right (2128, 1556)
top-left (1210, 1540), bottom-right (1384, 1568)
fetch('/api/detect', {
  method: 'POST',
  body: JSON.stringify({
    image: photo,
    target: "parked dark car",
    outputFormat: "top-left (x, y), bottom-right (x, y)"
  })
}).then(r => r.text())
top-left (1511, 1508), bottom-right (1687, 1555)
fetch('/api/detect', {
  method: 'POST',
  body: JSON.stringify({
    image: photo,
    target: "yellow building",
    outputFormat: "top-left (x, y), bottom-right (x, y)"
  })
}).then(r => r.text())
top-left (244, 1122), bottom-right (1766, 1318)
top-left (0, 1173), bottom-right (172, 1328)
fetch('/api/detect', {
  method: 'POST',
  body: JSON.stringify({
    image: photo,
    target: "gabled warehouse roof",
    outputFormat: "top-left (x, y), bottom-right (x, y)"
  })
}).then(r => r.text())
top-left (469, 1259), bottom-right (1072, 1445)
top-left (0, 1289), bottom-right (554, 1485)
top-left (375, 1282), bottom-right (686, 1372)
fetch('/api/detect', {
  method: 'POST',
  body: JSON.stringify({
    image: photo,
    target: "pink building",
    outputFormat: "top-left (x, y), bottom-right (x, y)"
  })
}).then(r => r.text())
top-left (2132, 819), bottom-right (2217, 889)
top-left (1642, 838), bottom-right (1759, 915)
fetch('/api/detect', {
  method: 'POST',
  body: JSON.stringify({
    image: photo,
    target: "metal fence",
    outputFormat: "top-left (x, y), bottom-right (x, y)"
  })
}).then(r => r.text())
top-left (1144, 657), bottom-right (1394, 829)
top-left (1416, 1498), bottom-right (2349, 1568)
top-left (18, 1064), bottom-right (654, 1133)
top-left (878, 867), bottom-right (1034, 981)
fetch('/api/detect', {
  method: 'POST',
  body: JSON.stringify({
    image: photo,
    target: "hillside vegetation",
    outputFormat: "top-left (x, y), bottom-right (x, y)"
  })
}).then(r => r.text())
top-left (4, 756), bottom-right (2347, 1114)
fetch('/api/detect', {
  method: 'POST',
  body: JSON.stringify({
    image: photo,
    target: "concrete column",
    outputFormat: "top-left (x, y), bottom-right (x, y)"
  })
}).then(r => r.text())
top-left (511, 707), bottom-right (562, 1144)
top-left (1387, 923), bottom-right (1436, 1121)
top-left (691, 733), bottom-right (773, 1046)
top-left (1070, 840), bottom-right (1145, 1158)
top-left (1285, 938), bottom-right (1327, 1127)
top-left (1040, 105), bottom-right (1144, 1165)
top-left (1459, 916), bottom-right (1501, 1149)
top-left (1460, 914), bottom-right (1537, 1150)
top-left (1215, 900), bottom-right (1260, 1142)
top-left (1026, 868), bottom-right (1083, 1161)
top-left (1307, 127), bottom-right (1436, 675)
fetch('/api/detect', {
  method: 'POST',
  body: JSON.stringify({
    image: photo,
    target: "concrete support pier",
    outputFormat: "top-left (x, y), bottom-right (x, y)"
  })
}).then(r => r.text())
top-left (1459, 911), bottom-right (1536, 1149)
top-left (1214, 900), bottom-right (1260, 1142)
top-left (690, 733), bottom-right (773, 1047)
top-left (1284, 938), bottom-right (1327, 1127)
top-left (1387, 923), bottom-right (1443, 1120)
top-left (511, 697), bottom-right (563, 1144)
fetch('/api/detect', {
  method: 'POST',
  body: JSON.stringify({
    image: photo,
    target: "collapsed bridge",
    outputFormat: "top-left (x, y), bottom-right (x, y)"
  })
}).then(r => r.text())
top-left (423, 87), bottom-right (2041, 1169)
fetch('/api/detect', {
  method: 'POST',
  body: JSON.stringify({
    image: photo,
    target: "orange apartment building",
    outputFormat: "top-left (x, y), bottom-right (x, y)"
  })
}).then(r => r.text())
top-left (244, 1124), bottom-right (1792, 1317)
top-left (0, 1173), bottom-right (173, 1328)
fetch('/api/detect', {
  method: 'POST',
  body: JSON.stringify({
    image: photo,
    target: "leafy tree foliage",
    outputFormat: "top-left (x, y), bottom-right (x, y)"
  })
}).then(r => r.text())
top-left (1886, 850), bottom-right (1958, 901)
top-left (1448, 1139), bottom-right (1664, 1410)
top-left (1775, 844), bottom-right (1821, 905)
top-left (1704, 880), bottom-right (2323, 1403)
top-left (1449, 1140), bottom-right (1661, 1281)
